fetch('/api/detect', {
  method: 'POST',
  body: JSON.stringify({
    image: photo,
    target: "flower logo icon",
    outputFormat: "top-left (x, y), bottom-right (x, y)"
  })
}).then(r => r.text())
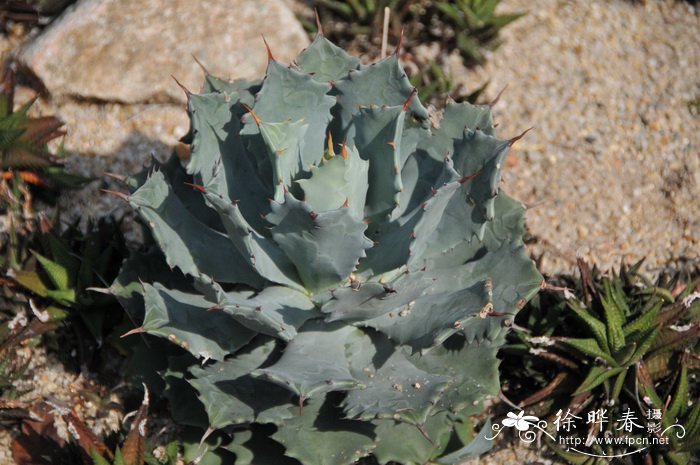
top-left (502, 411), bottom-right (540, 431)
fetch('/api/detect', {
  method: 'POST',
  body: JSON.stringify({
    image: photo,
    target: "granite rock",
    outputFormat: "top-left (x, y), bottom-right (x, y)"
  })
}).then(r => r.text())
top-left (18, 0), bottom-right (310, 103)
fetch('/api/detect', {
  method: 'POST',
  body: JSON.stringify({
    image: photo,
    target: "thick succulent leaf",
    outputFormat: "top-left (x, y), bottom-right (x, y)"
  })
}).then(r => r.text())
top-left (222, 430), bottom-right (254, 465)
top-left (44, 165), bottom-right (91, 189)
top-left (611, 370), bottom-right (627, 400)
top-left (625, 326), bottom-right (659, 366)
top-left (332, 212), bottom-right (540, 348)
top-left (427, 103), bottom-right (495, 162)
top-left (601, 280), bottom-right (626, 352)
top-left (141, 283), bottom-right (255, 361)
top-left (574, 366), bottom-right (625, 395)
top-left (398, 116), bottom-right (432, 167)
top-left (560, 338), bottom-right (616, 365)
top-left (454, 130), bottom-right (510, 229)
top-left (363, 241), bottom-right (541, 348)
top-left (297, 144), bottom-right (368, 218)
top-left (451, 129), bottom-right (510, 227)
top-left (200, 76), bottom-right (261, 105)
top-left (272, 394), bottom-right (376, 465)
top-left (608, 339), bottom-right (636, 370)
top-left (412, 336), bottom-right (501, 414)
top-left (90, 450), bottom-right (110, 465)
top-left (252, 320), bottom-right (365, 399)
top-left (422, 192), bottom-right (525, 268)
top-left (333, 54), bottom-right (429, 138)
top-left (343, 332), bottom-right (451, 425)
top-left (179, 428), bottom-right (238, 465)
top-left (266, 192), bottom-right (372, 292)
top-left (186, 92), bottom-right (240, 190)
top-left (126, 154), bottom-right (204, 208)
top-left (33, 252), bottom-right (71, 290)
top-left (422, 198), bottom-right (484, 267)
top-left (362, 279), bottom-right (489, 349)
top-left (372, 412), bottom-right (453, 465)
top-left (44, 288), bottom-right (76, 304)
top-left (567, 300), bottom-right (609, 350)
top-left (189, 339), bottom-right (294, 429)
top-left (222, 428), bottom-right (299, 465)
top-left (185, 93), bottom-right (271, 230)
top-left (394, 143), bottom-right (442, 219)
top-left (257, 119), bottom-right (309, 201)
top-left (128, 170), bottom-right (263, 287)
top-left (351, 105), bottom-right (406, 222)
top-left (418, 119), bottom-right (509, 239)
top-left (110, 246), bottom-right (192, 323)
top-left (46, 233), bottom-right (80, 276)
top-left (359, 158), bottom-right (462, 274)
top-left (162, 354), bottom-right (210, 428)
top-left (429, 241), bottom-right (542, 345)
top-left (1, 146), bottom-right (55, 169)
top-left (435, 418), bottom-right (494, 464)
top-left (323, 272), bottom-right (432, 323)
top-left (623, 300), bottom-right (661, 337)
top-left (202, 190), bottom-right (302, 291)
top-left (217, 285), bottom-right (318, 341)
top-left (665, 364), bottom-right (688, 422)
top-left (12, 269), bottom-right (50, 297)
top-left (0, 99), bottom-right (32, 129)
top-left (242, 60), bottom-right (334, 169)
top-left (295, 35), bottom-right (361, 82)
top-left (479, 193), bottom-right (529, 249)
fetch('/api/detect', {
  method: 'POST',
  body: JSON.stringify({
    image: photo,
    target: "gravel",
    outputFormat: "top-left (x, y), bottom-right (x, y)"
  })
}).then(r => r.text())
top-left (0, 344), bottom-right (123, 460)
top-left (449, 0), bottom-right (699, 276)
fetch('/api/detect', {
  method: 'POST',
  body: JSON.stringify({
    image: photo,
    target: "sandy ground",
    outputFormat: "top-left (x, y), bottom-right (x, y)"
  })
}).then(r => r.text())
top-left (454, 0), bottom-right (699, 276)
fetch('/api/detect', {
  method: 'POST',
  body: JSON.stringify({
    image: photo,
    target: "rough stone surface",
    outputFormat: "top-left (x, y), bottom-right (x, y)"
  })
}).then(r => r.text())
top-left (18, 0), bottom-right (310, 104)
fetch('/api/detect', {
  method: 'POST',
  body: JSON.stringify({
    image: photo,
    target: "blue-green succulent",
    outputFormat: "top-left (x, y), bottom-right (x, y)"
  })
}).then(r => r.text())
top-left (109, 33), bottom-right (542, 465)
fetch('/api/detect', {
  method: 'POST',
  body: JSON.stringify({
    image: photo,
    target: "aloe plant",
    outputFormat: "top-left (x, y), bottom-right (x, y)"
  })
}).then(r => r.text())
top-left (637, 362), bottom-right (700, 464)
top-left (432, 0), bottom-right (525, 65)
top-left (109, 34), bottom-right (541, 465)
top-left (302, 1), bottom-right (523, 103)
top-left (502, 259), bottom-right (700, 465)
top-left (90, 388), bottom-right (228, 465)
top-left (9, 217), bottom-right (127, 344)
top-left (307, 0), bottom-right (406, 37)
top-left (0, 67), bottom-right (89, 272)
top-left (0, 68), bottom-right (87, 192)
top-left (304, 0), bottom-right (523, 65)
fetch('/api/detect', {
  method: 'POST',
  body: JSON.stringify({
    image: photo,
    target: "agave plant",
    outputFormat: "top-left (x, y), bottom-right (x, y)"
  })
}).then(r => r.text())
top-left (108, 33), bottom-right (541, 465)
